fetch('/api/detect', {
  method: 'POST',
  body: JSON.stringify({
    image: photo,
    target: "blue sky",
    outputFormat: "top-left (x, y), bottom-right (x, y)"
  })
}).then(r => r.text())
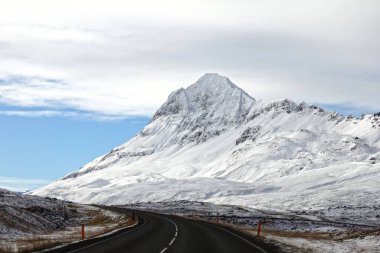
top-left (0, 114), bottom-right (149, 191)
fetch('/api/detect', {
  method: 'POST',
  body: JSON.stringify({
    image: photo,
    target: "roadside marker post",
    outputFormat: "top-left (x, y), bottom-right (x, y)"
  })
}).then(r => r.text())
top-left (257, 221), bottom-right (262, 237)
top-left (81, 224), bottom-right (85, 240)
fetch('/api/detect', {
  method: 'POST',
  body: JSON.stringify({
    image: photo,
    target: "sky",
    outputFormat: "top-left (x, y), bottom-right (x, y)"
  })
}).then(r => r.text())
top-left (0, 114), bottom-right (149, 191)
top-left (0, 0), bottom-right (379, 191)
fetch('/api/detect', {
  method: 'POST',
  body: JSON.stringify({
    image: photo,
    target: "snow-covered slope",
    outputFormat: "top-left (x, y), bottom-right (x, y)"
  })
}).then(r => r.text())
top-left (0, 188), bottom-right (88, 239)
top-left (32, 73), bottom-right (380, 214)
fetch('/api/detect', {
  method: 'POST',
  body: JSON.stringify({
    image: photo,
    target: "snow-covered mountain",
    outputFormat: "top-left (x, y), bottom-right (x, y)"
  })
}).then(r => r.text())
top-left (32, 73), bottom-right (380, 214)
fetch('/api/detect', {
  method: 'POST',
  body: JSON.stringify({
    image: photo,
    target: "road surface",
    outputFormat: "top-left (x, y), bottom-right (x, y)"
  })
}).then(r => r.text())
top-left (46, 207), bottom-right (276, 253)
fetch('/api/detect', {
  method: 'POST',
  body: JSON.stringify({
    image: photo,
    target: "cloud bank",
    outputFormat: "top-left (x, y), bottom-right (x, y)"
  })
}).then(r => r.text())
top-left (0, 176), bottom-right (50, 192)
top-left (0, 0), bottom-right (379, 118)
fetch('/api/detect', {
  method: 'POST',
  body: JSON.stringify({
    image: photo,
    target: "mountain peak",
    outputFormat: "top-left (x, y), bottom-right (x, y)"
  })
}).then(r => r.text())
top-left (154, 73), bottom-right (255, 119)
top-left (188, 73), bottom-right (245, 96)
top-left (193, 73), bottom-right (232, 87)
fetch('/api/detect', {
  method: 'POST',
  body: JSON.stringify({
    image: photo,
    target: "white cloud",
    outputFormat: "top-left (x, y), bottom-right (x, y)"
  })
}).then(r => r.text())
top-left (0, 0), bottom-right (379, 118)
top-left (0, 176), bottom-right (51, 192)
top-left (0, 110), bottom-right (74, 117)
top-left (0, 109), bottom-right (133, 121)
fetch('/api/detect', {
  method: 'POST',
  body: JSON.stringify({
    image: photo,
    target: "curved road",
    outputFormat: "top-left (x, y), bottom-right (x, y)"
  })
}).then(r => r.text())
top-left (46, 207), bottom-right (276, 253)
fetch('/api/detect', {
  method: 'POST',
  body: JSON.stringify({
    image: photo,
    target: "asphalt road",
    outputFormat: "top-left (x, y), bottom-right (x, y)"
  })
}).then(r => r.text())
top-left (45, 207), bottom-right (275, 253)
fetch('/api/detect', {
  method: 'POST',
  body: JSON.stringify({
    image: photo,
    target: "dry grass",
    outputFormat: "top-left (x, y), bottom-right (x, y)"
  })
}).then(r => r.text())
top-left (261, 230), bottom-right (332, 240)
top-left (2, 235), bottom-right (79, 253)
top-left (14, 238), bottom-right (62, 253)
top-left (87, 212), bottom-right (114, 226)
top-left (260, 228), bottom-right (380, 253)
top-left (261, 227), bottom-right (380, 241)
top-left (0, 245), bottom-right (14, 253)
top-left (83, 210), bottom-right (136, 238)
top-left (0, 209), bottom-right (137, 253)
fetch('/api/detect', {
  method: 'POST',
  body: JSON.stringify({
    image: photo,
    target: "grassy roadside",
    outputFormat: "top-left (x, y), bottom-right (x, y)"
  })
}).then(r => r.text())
top-left (1, 207), bottom-right (137, 253)
top-left (260, 228), bottom-right (380, 253)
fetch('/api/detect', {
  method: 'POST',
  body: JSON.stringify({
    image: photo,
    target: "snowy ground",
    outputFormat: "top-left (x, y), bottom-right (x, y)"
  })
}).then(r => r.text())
top-left (0, 189), bottom-right (133, 252)
top-left (266, 231), bottom-right (380, 253)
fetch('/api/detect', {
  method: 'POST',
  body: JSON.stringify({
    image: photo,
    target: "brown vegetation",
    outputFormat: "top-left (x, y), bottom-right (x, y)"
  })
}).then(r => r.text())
top-left (0, 209), bottom-right (137, 253)
top-left (13, 238), bottom-right (62, 253)
top-left (262, 227), bottom-right (380, 241)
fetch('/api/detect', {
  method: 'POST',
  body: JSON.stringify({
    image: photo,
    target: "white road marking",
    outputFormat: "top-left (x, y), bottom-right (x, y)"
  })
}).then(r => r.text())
top-left (159, 217), bottom-right (179, 253)
top-left (159, 247), bottom-right (168, 253)
top-left (168, 237), bottom-right (176, 245)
